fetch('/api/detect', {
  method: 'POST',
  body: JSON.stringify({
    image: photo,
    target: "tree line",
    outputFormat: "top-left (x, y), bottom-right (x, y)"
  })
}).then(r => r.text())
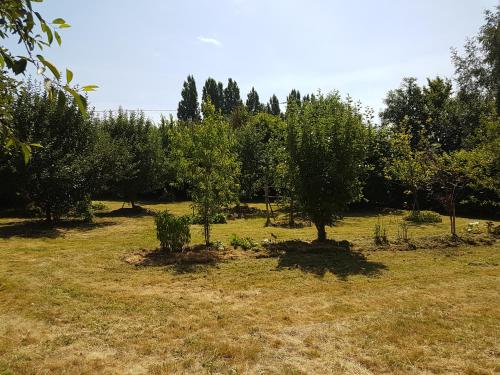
top-left (0, 6), bottom-right (498, 241)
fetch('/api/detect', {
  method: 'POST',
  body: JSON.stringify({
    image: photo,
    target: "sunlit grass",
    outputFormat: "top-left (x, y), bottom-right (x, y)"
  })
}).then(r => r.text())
top-left (0, 201), bottom-right (498, 374)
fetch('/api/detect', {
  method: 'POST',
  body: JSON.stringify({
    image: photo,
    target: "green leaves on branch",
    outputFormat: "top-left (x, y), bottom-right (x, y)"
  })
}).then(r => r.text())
top-left (36, 55), bottom-right (59, 79)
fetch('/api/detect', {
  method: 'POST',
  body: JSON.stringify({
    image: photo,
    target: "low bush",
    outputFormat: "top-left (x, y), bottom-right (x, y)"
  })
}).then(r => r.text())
top-left (404, 210), bottom-right (442, 223)
top-left (155, 211), bottom-right (191, 252)
top-left (230, 234), bottom-right (257, 250)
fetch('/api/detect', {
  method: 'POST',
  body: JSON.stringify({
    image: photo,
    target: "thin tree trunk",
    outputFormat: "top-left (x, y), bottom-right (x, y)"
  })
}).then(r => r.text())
top-left (315, 223), bottom-right (327, 242)
top-left (264, 184), bottom-right (271, 227)
top-left (289, 196), bottom-right (295, 226)
top-left (412, 189), bottom-right (419, 214)
top-left (451, 198), bottom-right (457, 237)
top-left (45, 207), bottom-right (52, 223)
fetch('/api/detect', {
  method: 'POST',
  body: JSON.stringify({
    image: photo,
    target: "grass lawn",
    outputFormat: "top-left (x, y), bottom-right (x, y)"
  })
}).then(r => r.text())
top-left (0, 201), bottom-right (498, 374)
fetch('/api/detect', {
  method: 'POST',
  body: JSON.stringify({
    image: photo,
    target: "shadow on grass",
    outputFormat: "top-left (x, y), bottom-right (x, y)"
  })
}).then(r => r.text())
top-left (266, 240), bottom-right (387, 280)
top-left (96, 206), bottom-right (155, 218)
top-left (124, 246), bottom-right (226, 274)
top-left (0, 220), bottom-right (117, 239)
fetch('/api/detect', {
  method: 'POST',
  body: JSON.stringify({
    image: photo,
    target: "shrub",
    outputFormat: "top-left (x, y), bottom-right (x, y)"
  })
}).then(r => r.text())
top-left (404, 210), bottom-right (442, 223)
top-left (230, 234), bottom-right (257, 250)
top-left (374, 216), bottom-right (389, 245)
top-left (155, 211), bottom-right (191, 252)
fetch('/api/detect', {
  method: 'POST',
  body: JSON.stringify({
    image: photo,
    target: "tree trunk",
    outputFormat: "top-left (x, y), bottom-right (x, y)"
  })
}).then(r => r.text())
top-left (45, 207), bottom-right (52, 223)
top-left (204, 219), bottom-right (210, 246)
top-left (412, 189), bottom-right (419, 214)
top-left (264, 184), bottom-right (271, 227)
top-left (450, 198), bottom-right (457, 238)
top-left (315, 223), bottom-right (327, 242)
top-left (131, 200), bottom-right (136, 208)
top-left (289, 196), bottom-right (295, 227)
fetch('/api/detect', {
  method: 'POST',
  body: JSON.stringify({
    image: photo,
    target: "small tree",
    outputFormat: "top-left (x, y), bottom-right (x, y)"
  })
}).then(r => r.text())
top-left (288, 92), bottom-right (368, 241)
top-left (172, 101), bottom-right (239, 246)
top-left (432, 148), bottom-right (496, 237)
top-left (237, 113), bottom-right (285, 225)
top-left (385, 130), bottom-right (434, 213)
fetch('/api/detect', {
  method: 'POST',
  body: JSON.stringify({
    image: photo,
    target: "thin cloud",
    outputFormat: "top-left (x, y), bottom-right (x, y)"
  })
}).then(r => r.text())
top-left (197, 36), bottom-right (222, 47)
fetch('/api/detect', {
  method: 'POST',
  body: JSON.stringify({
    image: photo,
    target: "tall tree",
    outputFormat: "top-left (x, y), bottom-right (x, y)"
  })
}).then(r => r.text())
top-left (237, 112), bottom-right (285, 225)
top-left (380, 77), bottom-right (427, 147)
top-left (422, 76), bottom-right (462, 152)
top-left (287, 89), bottom-right (301, 106)
top-left (177, 75), bottom-right (201, 122)
top-left (4, 81), bottom-right (95, 221)
top-left (223, 78), bottom-right (242, 115)
top-left (97, 109), bottom-right (167, 207)
top-left (171, 101), bottom-right (240, 245)
top-left (288, 93), bottom-right (368, 241)
top-left (266, 94), bottom-right (281, 116)
top-left (452, 6), bottom-right (499, 113)
top-left (246, 87), bottom-right (263, 114)
top-left (202, 77), bottom-right (224, 113)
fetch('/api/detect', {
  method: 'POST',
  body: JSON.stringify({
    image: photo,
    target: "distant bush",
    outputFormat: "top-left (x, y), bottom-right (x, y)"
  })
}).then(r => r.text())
top-left (404, 210), bottom-right (442, 223)
top-left (230, 234), bottom-right (257, 250)
top-left (155, 211), bottom-right (191, 252)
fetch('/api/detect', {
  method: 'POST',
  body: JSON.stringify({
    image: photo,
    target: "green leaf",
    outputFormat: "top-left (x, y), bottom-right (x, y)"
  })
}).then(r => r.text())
top-left (29, 143), bottom-right (43, 148)
top-left (58, 23), bottom-right (71, 29)
top-left (37, 55), bottom-right (60, 80)
top-left (64, 86), bottom-right (88, 117)
top-left (12, 59), bottom-right (27, 75)
top-left (82, 84), bottom-right (98, 92)
top-left (20, 143), bottom-right (32, 165)
top-left (41, 22), bottom-right (53, 44)
top-left (54, 31), bottom-right (62, 46)
top-left (66, 69), bottom-right (73, 84)
top-left (52, 18), bottom-right (66, 24)
top-left (0, 54), bottom-right (4, 68)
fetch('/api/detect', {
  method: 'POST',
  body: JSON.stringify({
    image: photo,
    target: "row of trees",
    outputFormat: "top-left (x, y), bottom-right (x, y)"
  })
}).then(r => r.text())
top-left (0, 6), bottom-right (498, 242)
top-left (177, 75), bottom-right (282, 121)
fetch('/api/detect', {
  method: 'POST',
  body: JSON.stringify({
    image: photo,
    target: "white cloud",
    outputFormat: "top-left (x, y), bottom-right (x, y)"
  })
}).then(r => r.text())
top-left (197, 36), bottom-right (222, 47)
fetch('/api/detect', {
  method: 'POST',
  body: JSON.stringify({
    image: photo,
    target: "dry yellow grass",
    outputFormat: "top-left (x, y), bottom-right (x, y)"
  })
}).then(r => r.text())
top-left (0, 201), bottom-right (498, 374)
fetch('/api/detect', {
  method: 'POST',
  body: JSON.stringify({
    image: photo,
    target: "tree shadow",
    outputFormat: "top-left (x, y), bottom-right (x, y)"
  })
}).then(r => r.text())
top-left (0, 220), bottom-right (117, 239)
top-left (96, 206), bottom-right (155, 218)
top-left (265, 240), bottom-right (387, 280)
top-left (124, 246), bottom-right (224, 274)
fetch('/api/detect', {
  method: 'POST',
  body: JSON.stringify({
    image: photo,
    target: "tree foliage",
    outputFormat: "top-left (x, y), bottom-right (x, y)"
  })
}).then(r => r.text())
top-left (288, 93), bottom-right (368, 241)
top-left (171, 101), bottom-right (240, 245)
top-left (246, 87), bottom-right (263, 115)
top-left (177, 75), bottom-right (201, 122)
top-left (1, 81), bottom-right (94, 221)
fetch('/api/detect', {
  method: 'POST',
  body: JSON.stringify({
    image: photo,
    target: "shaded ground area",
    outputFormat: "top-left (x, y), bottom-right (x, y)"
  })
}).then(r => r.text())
top-left (0, 219), bottom-right (117, 239)
top-left (265, 240), bottom-right (387, 279)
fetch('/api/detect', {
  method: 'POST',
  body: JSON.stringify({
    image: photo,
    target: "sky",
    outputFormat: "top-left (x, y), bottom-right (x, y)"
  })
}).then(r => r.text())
top-left (6, 0), bottom-right (498, 122)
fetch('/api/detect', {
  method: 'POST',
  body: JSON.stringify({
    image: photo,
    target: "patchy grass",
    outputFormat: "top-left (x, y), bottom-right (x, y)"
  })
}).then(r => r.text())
top-left (0, 201), bottom-right (498, 374)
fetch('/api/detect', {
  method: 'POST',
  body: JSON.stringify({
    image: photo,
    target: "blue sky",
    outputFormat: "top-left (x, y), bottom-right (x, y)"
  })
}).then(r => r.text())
top-left (8, 0), bottom-right (498, 121)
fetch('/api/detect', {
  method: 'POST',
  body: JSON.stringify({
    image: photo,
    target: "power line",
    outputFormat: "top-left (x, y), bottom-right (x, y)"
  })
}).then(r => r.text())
top-left (93, 109), bottom-right (177, 113)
